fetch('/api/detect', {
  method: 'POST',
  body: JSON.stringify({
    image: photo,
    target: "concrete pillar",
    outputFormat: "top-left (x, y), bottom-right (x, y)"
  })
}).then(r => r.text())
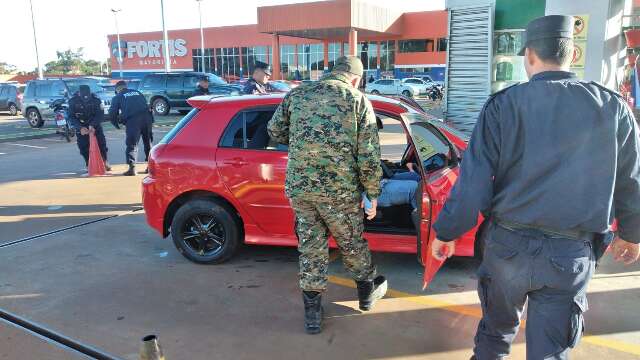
top-left (323, 40), bottom-right (329, 71)
top-left (272, 34), bottom-right (281, 80)
top-left (348, 29), bottom-right (358, 56)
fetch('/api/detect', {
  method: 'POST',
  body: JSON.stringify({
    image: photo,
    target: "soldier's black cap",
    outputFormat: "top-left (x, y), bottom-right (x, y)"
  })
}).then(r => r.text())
top-left (517, 15), bottom-right (574, 56)
top-left (255, 61), bottom-right (272, 76)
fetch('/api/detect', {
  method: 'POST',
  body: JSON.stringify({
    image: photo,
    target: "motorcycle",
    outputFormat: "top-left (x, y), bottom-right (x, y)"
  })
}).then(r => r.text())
top-left (49, 99), bottom-right (74, 142)
top-left (427, 85), bottom-right (443, 102)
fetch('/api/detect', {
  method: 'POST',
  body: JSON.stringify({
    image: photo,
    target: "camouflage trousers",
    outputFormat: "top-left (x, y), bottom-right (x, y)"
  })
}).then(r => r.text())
top-left (291, 197), bottom-right (376, 292)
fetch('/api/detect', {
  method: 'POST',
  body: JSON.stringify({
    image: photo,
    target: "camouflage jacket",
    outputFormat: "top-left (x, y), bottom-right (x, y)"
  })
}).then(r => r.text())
top-left (267, 72), bottom-right (382, 202)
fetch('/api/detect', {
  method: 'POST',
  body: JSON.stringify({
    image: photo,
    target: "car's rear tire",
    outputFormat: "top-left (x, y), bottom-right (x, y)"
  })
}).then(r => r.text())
top-left (402, 90), bottom-right (412, 98)
top-left (26, 108), bottom-right (43, 128)
top-left (8, 103), bottom-right (18, 116)
top-left (152, 98), bottom-right (170, 116)
top-left (171, 199), bottom-right (241, 264)
top-left (371, 90), bottom-right (380, 95)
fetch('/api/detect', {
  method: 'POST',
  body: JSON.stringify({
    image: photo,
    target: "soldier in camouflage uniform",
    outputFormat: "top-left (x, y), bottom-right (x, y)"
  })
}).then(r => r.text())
top-left (268, 56), bottom-right (388, 334)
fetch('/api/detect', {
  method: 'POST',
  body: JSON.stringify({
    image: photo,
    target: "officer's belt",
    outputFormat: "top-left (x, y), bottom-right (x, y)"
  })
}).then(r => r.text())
top-left (494, 217), bottom-right (596, 242)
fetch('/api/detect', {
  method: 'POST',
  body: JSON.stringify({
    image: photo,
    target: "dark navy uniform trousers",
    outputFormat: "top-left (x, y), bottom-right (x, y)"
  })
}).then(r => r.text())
top-left (125, 114), bottom-right (153, 165)
top-left (474, 221), bottom-right (594, 360)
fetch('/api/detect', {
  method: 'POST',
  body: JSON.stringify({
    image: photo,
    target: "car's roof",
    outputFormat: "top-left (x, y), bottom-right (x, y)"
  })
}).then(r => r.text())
top-left (189, 92), bottom-right (425, 112)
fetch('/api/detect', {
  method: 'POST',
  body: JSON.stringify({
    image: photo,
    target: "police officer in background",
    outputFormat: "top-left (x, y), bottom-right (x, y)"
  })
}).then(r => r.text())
top-left (68, 85), bottom-right (110, 172)
top-left (243, 62), bottom-right (271, 94)
top-left (268, 56), bottom-right (387, 335)
top-left (109, 81), bottom-right (154, 176)
top-left (431, 16), bottom-right (640, 359)
top-left (193, 76), bottom-right (210, 96)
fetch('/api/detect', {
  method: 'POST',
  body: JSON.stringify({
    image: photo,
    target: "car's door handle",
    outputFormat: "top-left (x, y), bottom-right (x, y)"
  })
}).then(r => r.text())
top-left (223, 158), bottom-right (249, 167)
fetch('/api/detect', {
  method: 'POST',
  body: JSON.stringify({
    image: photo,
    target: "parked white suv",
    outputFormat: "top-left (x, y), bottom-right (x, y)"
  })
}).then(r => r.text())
top-left (365, 79), bottom-right (421, 97)
top-left (401, 78), bottom-right (436, 94)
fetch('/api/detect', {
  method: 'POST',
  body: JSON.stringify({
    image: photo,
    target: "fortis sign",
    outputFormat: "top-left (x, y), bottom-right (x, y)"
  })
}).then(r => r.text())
top-left (112, 39), bottom-right (188, 59)
top-left (110, 37), bottom-right (192, 70)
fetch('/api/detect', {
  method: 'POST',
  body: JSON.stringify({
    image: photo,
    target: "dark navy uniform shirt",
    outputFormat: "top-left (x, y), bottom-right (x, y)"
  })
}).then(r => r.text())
top-left (108, 88), bottom-right (149, 125)
top-left (68, 93), bottom-right (103, 129)
top-left (243, 79), bottom-right (267, 95)
top-left (434, 71), bottom-right (640, 244)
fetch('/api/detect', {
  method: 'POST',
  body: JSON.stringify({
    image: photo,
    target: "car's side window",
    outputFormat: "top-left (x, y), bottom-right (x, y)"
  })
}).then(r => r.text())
top-left (184, 75), bottom-right (199, 89)
top-left (220, 109), bottom-right (286, 151)
top-left (25, 84), bottom-right (35, 97)
top-left (143, 76), bottom-right (164, 89)
top-left (0, 87), bottom-right (7, 97)
top-left (166, 75), bottom-right (182, 89)
top-left (35, 83), bottom-right (52, 97)
top-left (51, 81), bottom-right (66, 97)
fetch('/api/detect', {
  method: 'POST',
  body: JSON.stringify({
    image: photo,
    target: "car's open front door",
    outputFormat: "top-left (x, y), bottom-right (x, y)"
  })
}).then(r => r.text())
top-left (401, 113), bottom-right (461, 289)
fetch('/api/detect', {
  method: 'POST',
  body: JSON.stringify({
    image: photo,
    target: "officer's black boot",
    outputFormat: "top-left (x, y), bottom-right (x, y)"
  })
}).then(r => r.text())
top-left (356, 275), bottom-right (388, 311)
top-left (104, 161), bottom-right (112, 172)
top-left (122, 164), bottom-right (135, 176)
top-left (302, 291), bottom-right (322, 334)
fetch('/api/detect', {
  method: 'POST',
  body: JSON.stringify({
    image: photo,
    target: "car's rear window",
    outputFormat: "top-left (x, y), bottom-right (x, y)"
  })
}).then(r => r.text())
top-left (159, 108), bottom-right (199, 144)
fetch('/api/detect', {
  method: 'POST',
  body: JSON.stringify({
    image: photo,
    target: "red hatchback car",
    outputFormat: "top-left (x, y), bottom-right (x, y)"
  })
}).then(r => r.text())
top-left (142, 93), bottom-right (479, 287)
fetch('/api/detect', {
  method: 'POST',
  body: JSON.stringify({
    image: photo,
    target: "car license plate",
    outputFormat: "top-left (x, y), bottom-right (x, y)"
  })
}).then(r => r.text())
top-left (56, 118), bottom-right (67, 126)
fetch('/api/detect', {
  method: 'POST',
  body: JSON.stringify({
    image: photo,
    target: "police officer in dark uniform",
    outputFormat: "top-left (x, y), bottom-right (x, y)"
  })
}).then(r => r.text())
top-left (431, 16), bottom-right (640, 359)
top-left (68, 85), bottom-right (110, 172)
top-left (192, 76), bottom-right (210, 96)
top-left (108, 80), bottom-right (154, 176)
top-left (243, 62), bottom-right (271, 94)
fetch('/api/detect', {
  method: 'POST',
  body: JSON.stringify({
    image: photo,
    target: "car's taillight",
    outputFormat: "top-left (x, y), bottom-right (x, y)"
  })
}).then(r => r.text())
top-left (55, 112), bottom-right (64, 121)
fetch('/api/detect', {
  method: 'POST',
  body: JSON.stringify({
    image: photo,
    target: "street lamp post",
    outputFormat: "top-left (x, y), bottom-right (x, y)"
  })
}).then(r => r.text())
top-left (196, 0), bottom-right (205, 73)
top-left (160, 0), bottom-right (171, 73)
top-left (28, 0), bottom-right (43, 79)
top-left (111, 8), bottom-right (124, 79)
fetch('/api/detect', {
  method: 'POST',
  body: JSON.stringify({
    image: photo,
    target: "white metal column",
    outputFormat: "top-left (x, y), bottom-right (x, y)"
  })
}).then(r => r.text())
top-left (444, 5), bottom-right (494, 134)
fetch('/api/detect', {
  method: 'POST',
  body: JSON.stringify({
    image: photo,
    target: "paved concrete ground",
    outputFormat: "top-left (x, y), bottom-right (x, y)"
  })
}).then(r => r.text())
top-left (0, 321), bottom-right (84, 360)
top-left (0, 118), bottom-right (638, 359)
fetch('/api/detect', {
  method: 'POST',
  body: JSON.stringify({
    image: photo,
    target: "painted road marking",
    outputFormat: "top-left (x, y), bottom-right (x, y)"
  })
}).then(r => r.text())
top-left (6, 143), bottom-right (46, 149)
top-left (327, 274), bottom-right (640, 356)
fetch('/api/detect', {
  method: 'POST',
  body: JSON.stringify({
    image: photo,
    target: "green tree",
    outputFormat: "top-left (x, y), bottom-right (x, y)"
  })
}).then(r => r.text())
top-left (44, 48), bottom-right (105, 75)
top-left (0, 62), bottom-right (17, 74)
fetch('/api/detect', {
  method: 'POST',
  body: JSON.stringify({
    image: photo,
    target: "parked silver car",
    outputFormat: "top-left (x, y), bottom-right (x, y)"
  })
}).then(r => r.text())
top-left (365, 79), bottom-right (422, 97)
top-left (21, 78), bottom-right (112, 128)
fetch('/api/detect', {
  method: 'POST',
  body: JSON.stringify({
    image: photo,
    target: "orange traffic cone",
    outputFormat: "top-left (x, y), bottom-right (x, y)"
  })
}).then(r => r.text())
top-left (88, 132), bottom-right (106, 176)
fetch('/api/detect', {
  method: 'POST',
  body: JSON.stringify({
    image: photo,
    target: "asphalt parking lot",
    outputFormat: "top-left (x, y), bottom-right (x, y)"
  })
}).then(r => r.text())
top-left (0, 115), bottom-right (639, 359)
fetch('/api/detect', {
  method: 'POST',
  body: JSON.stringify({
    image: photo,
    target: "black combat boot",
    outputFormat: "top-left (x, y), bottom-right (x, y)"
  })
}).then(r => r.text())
top-left (356, 275), bottom-right (388, 311)
top-left (104, 161), bottom-right (112, 172)
top-left (302, 291), bottom-right (323, 334)
top-left (122, 164), bottom-right (135, 176)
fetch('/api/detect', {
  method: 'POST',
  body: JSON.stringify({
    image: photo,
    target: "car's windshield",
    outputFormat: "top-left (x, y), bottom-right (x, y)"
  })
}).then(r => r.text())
top-left (268, 81), bottom-right (290, 91)
top-left (208, 74), bottom-right (226, 85)
top-left (64, 79), bottom-right (104, 94)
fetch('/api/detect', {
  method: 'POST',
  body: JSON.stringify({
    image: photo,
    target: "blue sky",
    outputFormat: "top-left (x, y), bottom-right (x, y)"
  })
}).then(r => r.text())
top-left (2, 0), bottom-right (445, 72)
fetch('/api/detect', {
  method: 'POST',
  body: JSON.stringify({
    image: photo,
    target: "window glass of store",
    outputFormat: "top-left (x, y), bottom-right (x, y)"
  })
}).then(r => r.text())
top-left (399, 39), bottom-right (427, 53)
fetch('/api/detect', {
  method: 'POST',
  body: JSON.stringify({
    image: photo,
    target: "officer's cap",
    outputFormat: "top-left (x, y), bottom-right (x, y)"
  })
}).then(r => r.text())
top-left (198, 76), bottom-right (209, 82)
top-left (115, 80), bottom-right (127, 88)
top-left (518, 15), bottom-right (574, 56)
top-left (332, 56), bottom-right (364, 77)
top-left (255, 61), bottom-right (272, 76)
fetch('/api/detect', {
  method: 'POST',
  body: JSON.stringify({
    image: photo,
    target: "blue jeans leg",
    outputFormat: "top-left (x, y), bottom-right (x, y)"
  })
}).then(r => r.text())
top-left (376, 180), bottom-right (418, 209)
